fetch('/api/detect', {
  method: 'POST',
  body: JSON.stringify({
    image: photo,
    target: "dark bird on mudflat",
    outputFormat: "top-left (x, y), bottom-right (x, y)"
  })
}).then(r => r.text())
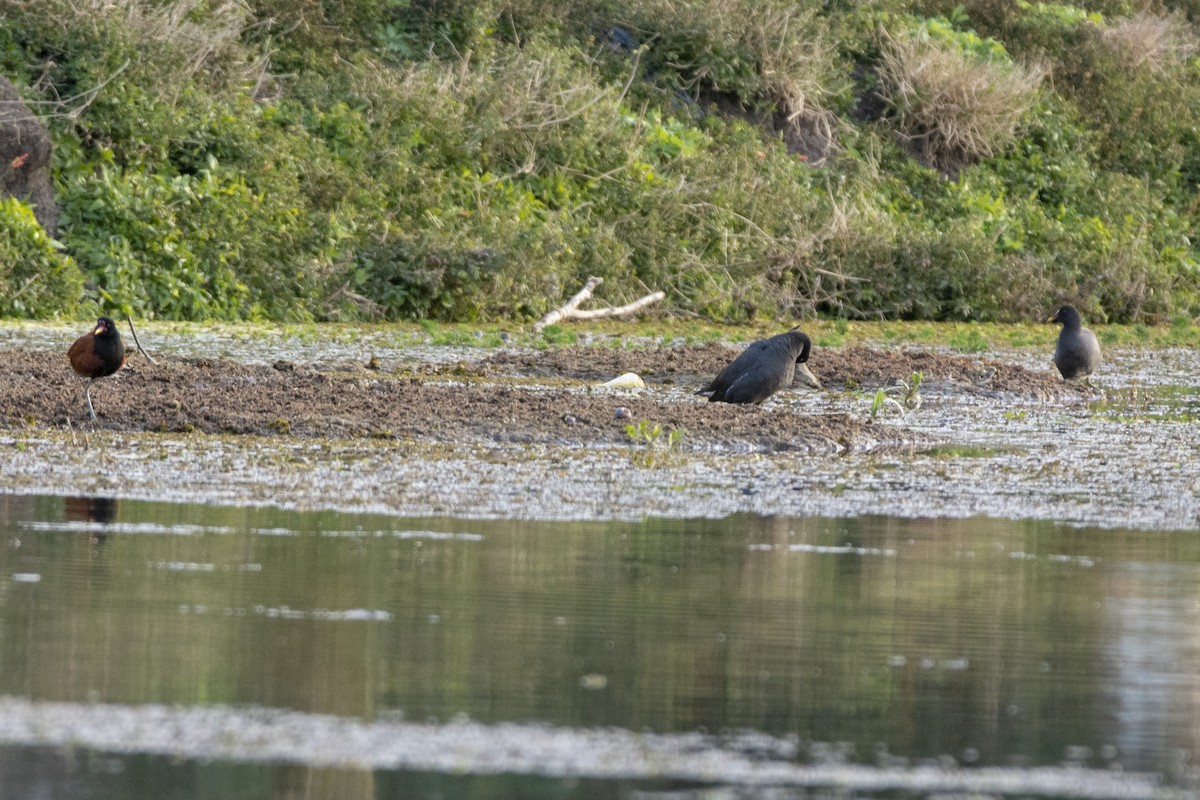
top-left (697, 328), bottom-right (822, 404)
top-left (1048, 305), bottom-right (1101, 382)
top-left (68, 316), bottom-right (127, 420)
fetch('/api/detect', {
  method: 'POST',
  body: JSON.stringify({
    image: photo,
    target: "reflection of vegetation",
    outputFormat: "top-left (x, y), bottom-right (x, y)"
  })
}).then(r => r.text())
top-left (1, 499), bottom-right (1196, 775)
top-left (625, 420), bottom-right (686, 467)
top-left (919, 444), bottom-right (1009, 458)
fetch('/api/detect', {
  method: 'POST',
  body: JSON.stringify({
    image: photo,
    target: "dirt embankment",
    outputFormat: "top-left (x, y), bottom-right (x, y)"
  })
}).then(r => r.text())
top-left (1, 343), bottom-right (1086, 453)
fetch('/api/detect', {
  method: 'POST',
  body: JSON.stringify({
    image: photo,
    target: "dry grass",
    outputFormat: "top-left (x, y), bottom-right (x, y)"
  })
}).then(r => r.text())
top-left (877, 30), bottom-right (1045, 172)
top-left (51, 0), bottom-right (264, 96)
top-left (633, 0), bottom-right (838, 162)
top-left (715, 1), bottom-right (836, 156)
top-left (353, 45), bottom-right (638, 178)
top-left (1100, 10), bottom-right (1198, 74)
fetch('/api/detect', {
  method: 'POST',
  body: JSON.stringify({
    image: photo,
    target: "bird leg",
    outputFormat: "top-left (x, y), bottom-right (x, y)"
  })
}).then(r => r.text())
top-left (82, 378), bottom-right (97, 421)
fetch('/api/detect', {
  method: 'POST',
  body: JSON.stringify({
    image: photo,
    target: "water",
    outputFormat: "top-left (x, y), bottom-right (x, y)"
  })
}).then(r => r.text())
top-left (0, 495), bottom-right (1197, 799)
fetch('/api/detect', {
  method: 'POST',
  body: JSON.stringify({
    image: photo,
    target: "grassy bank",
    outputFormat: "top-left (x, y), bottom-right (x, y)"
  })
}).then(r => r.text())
top-left (2, 0), bottom-right (1200, 325)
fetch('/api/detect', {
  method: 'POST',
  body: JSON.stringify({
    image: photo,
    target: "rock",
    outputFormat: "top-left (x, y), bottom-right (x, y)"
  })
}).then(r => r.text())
top-left (602, 372), bottom-right (646, 391)
top-left (0, 77), bottom-right (58, 235)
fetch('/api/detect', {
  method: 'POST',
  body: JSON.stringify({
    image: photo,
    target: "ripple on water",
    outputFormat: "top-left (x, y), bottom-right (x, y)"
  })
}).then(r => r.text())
top-left (0, 697), bottom-right (1185, 800)
top-left (19, 520), bottom-right (484, 543)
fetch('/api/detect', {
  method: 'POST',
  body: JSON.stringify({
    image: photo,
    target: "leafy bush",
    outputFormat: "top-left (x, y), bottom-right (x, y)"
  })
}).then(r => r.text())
top-left (0, 197), bottom-right (86, 317)
top-left (1, 0), bottom-right (1199, 325)
top-left (57, 134), bottom-right (354, 321)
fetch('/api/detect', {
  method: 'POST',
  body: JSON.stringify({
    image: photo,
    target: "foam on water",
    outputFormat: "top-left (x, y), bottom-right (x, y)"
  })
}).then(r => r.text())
top-left (0, 697), bottom-right (1184, 799)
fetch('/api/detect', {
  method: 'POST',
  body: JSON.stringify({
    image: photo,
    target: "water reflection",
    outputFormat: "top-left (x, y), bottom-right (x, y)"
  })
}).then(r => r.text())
top-left (64, 495), bottom-right (119, 544)
top-left (64, 495), bottom-right (119, 524)
top-left (0, 495), bottom-right (1197, 797)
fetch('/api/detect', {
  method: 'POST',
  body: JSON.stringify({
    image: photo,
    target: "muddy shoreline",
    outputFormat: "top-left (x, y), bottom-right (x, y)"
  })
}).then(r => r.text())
top-left (3, 338), bottom-right (1085, 449)
top-left (2, 323), bottom-right (1196, 531)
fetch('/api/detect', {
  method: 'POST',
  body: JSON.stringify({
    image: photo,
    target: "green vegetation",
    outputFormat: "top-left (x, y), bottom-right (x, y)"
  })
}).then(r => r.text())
top-left (0, 197), bottom-right (83, 317)
top-left (949, 326), bottom-right (990, 353)
top-left (625, 420), bottom-right (686, 467)
top-left (2, 0), bottom-right (1200, 324)
top-left (868, 370), bottom-right (923, 418)
top-left (869, 388), bottom-right (894, 420)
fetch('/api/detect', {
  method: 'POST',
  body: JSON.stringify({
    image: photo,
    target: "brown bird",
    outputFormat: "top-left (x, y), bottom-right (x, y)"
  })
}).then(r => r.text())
top-left (68, 316), bottom-right (127, 420)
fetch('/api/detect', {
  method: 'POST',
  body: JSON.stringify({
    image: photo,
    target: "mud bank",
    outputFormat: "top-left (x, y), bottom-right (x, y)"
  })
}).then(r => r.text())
top-left (1, 323), bottom-right (1196, 530)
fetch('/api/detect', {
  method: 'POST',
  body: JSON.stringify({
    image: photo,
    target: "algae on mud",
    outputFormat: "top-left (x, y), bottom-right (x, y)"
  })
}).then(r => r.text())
top-left (0, 321), bottom-right (1197, 530)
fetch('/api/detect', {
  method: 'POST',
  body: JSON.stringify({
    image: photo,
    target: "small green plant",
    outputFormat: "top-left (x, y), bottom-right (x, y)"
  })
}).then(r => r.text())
top-left (898, 371), bottom-right (923, 410)
top-left (625, 420), bottom-right (686, 467)
top-left (539, 325), bottom-right (578, 346)
top-left (868, 388), bottom-right (893, 420)
top-left (867, 371), bottom-right (923, 419)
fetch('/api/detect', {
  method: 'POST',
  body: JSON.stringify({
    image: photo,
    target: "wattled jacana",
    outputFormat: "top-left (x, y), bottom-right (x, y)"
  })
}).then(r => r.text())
top-left (68, 316), bottom-right (127, 420)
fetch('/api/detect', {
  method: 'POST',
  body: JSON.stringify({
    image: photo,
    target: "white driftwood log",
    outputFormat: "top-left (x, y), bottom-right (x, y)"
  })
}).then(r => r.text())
top-left (535, 277), bottom-right (665, 331)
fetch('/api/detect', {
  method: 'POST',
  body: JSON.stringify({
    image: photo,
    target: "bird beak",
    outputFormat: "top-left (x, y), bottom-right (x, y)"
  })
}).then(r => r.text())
top-left (1045, 313), bottom-right (1056, 323)
top-left (796, 363), bottom-right (822, 390)
top-left (93, 324), bottom-right (105, 335)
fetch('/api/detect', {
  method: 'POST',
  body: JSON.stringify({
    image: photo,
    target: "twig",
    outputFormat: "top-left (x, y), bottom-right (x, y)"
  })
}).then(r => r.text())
top-left (17, 59), bottom-right (131, 121)
top-left (124, 314), bottom-right (157, 365)
top-left (535, 276), bottom-right (665, 331)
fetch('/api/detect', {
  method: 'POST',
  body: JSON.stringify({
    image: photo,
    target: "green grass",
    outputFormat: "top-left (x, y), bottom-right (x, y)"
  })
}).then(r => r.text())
top-left (5, 310), bottom-right (1196, 353)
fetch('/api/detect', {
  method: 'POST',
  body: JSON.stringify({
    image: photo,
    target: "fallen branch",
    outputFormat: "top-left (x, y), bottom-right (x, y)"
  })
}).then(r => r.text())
top-left (535, 277), bottom-right (665, 331)
top-left (124, 314), bottom-right (157, 365)
top-left (559, 291), bottom-right (666, 321)
top-left (325, 281), bottom-right (384, 319)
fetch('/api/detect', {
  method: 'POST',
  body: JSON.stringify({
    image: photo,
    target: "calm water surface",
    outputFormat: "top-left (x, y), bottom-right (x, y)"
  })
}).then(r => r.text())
top-left (0, 494), bottom-right (1197, 799)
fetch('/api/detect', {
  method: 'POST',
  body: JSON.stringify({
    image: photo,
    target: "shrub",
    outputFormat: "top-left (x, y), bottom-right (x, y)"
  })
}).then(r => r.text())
top-left (57, 137), bottom-right (354, 321)
top-left (0, 197), bottom-right (86, 318)
top-left (875, 21), bottom-right (1046, 172)
top-left (613, 0), bottom-right (842, 159)
top-left (3, 0), bottom-right (1200, 326)
top-left (1101, 10), bottom-right (1198, 73)
top-left (1003, 5), bottom-right (1200, 204)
